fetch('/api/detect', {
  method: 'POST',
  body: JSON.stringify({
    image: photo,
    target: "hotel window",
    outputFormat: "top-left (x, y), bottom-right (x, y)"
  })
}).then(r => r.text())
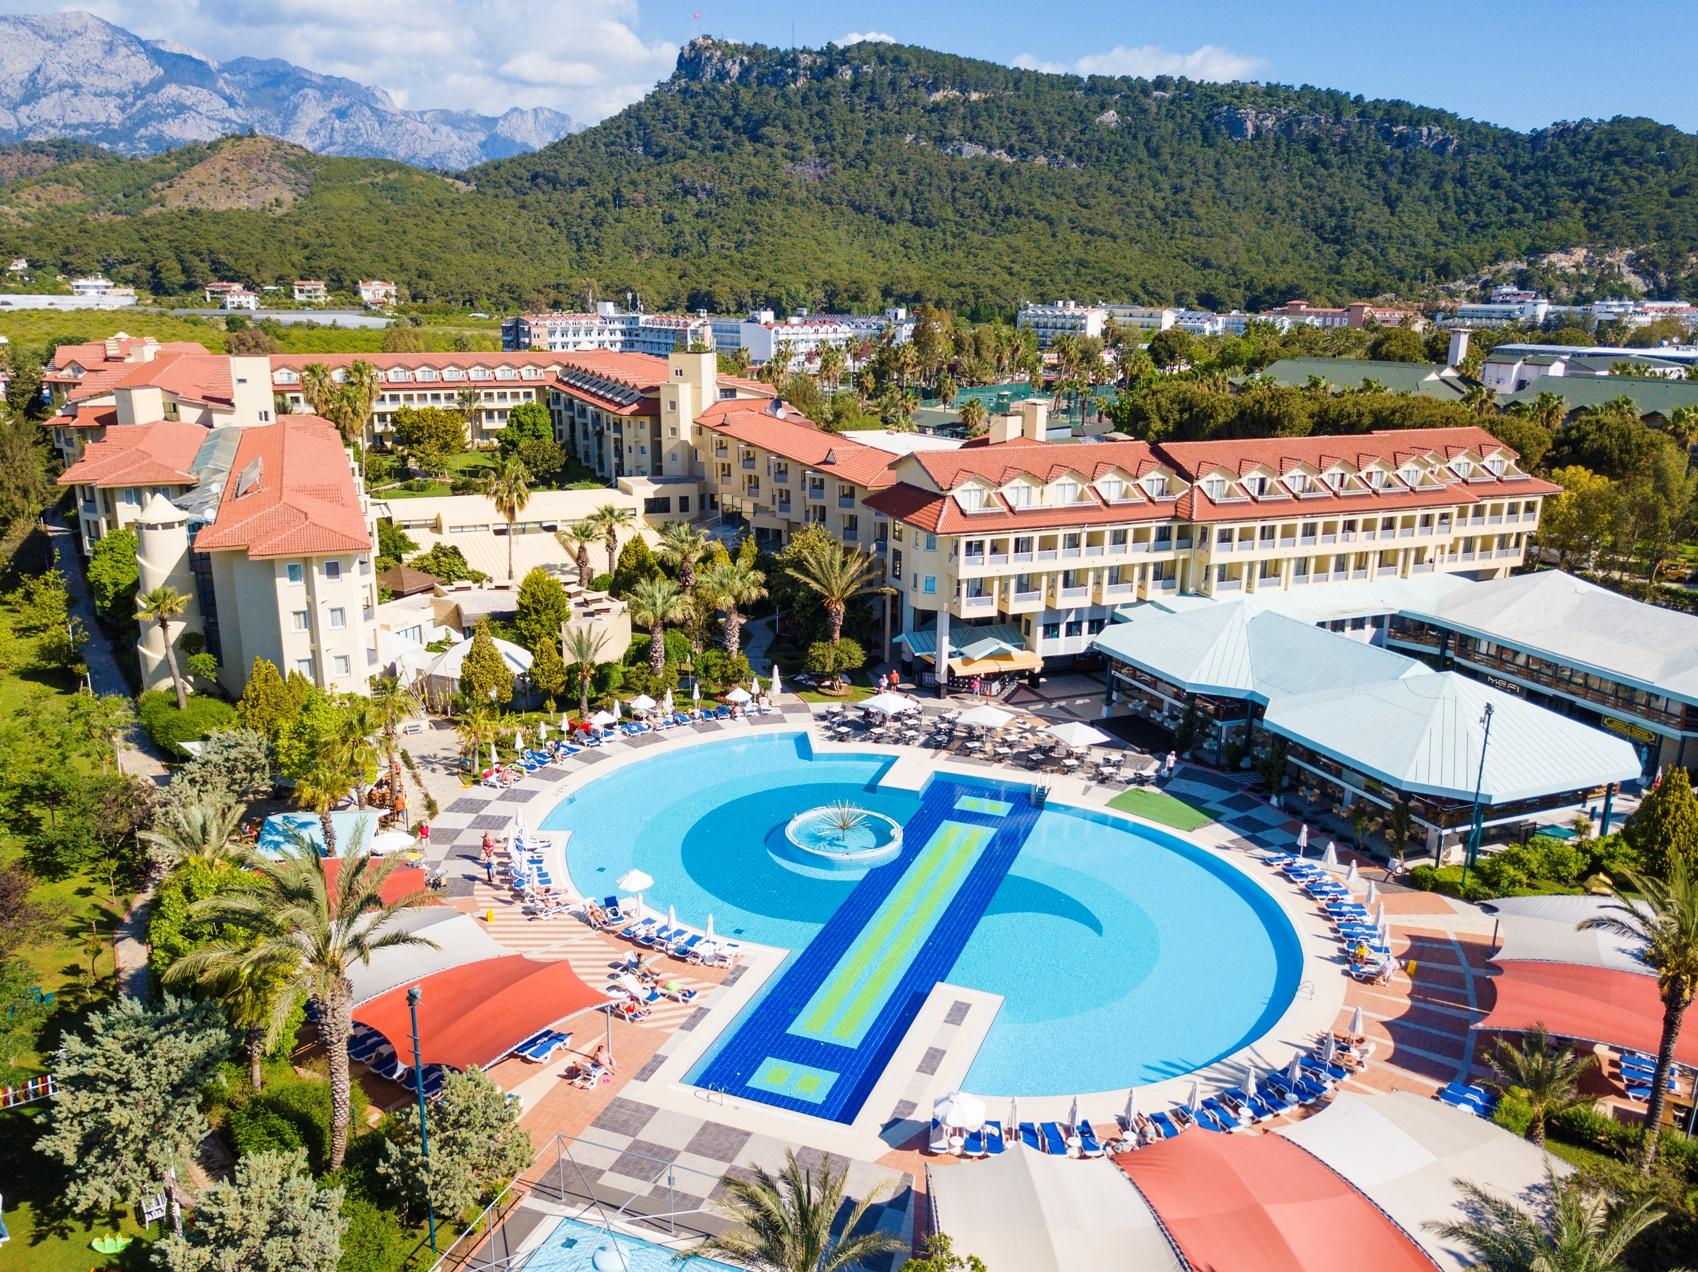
top-left (1109, 529), bottom-right (1128, 548)
top-left (328, 607), bottom-right (346, 629)
top-left (1365, 470), bottom-right (1384, 489)
top-left (922, 533), bottom-right (937, 550)
top-left (291, 610), bottom-right (309, 632)
top-left (1486, 456), bottom-right (1506, 476)
top-left (324, 561), bottom-right (342, 580)
top-left (295, 658), bottom-right (314, 677)
top-left (286, 562), bottom-right (304, 584)
top-left (1246, 475), bottom-right (1266, 497)
top-left (1053, 478), bottom-right (1081, 504)
top-left (1097, 476), bottom-right (1125, 501)
top-left (1006, 484), bottom-right (1034, 508)
top-left (333, 655), bottom-right (351, 677)
top-left (1288, 472), bottom-right (1309, 493)
top-left (1042, 621), bottom-right (1061, 640)
top-left (956, 486), bottom-right (987, 512)
top-left (1203, 477), bottom-right (1227, 500)
top-left (922, 576), bottom-right (937, 594)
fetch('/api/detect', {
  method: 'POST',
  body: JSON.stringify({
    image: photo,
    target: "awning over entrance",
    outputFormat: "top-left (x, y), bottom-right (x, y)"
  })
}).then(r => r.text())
top-left (353, 955), bottom-right (609, 1071)
top-left (1115, 1128), bottom-right (1433, 1271)
top-left (894, 623), bottom-right (1041, 673)
top-left (1474, 959), bottom-right (1698, 1068)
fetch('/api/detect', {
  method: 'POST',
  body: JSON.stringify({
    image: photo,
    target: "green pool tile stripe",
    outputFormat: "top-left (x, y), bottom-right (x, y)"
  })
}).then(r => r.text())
top-left (790, 820), bottom-right (992, 1047)
top-left (956, 794), bottom-right (1013, 816)
top-left (748, 1057), bottom-right (838, 1104)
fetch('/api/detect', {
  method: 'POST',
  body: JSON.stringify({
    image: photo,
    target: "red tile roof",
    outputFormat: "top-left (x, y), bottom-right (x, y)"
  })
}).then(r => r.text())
top-left (1154, 427), bottom-right (1525, 479)
top-left (864, 482), bottom-right (1179, 534)
top-left (45, 336), bottom-right (207, 378)
top-left (57, 421), bottom-right (207, 488)
top-left (904, 439), bottom-right (1166, 489)
top-left (193, 417), bottom-right (371, 559)
top-left (696, 399), bottom-right (899, 488)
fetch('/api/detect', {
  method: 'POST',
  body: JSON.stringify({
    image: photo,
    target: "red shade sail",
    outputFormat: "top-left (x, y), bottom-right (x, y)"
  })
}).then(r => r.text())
top-left (1475, 960), bottom-right (1696, 1068)
top-left (1115, 1131), bottom-right (1432, 1272)
top-left (322, 859), bottom-right (432, 907)
top-left (353, 955), bottom-right (608, 1071)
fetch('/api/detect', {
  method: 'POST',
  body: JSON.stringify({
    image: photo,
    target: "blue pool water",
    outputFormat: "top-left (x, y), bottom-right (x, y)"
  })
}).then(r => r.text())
top-left (545, 733), bottom-right (1300, 1119)
top-left (520, 1216), bottom-right (738, 1271)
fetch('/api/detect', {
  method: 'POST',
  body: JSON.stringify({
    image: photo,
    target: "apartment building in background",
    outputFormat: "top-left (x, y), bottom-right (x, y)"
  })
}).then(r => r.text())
top-left (293, 280), bottom-right (328, 302)
top-left (503, 303), bottom-right (713, 356)
top-left (358, 280), bottom-right (398, 307)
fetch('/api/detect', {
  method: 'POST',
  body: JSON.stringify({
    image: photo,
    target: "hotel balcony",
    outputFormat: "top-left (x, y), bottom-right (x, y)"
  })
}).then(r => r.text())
top-left (957, 593), bottom-right (999, 617)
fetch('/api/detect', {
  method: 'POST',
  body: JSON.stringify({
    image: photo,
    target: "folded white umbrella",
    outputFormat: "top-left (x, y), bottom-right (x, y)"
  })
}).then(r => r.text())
top-left (1067, 1096), bottom-right (1079, 1128)
top-left (1364, 880), bottom-right (1379, 907)
top-left (1008, 1097), bottom-right (1019, 1136)
top-left (1348, 1006), bottom-right (1364, 1036)
top-left (1322, 1033), bottom-right (1337, 1065)
top-left (1322, 841), bottom-right (1339, 866)
top-left (667, 903), bottom-right (677, 933)
top-left (1243, 1065), bottom-right (1258, 1101)
top-left (486, 743), bottom-right (498, 771)
top-left (863, 691), bottom-right (910, 716)
top-left (959, 704), bottom-right (1013, 730)
top-left (1044, 720), bottom-right (1112, 749)
top-left (560, 711), bottom-right (570, 730)
top-left (1344, 860), bottom-right (1359, 888)
top-left (692, 681), bottom-right (701, 703)
top-left (614, 697), bottom-right (622, 719)
top-left (1184, 1081), bottom-right (1200, 1112)
top-left (630, 693), bottom-right (656, 713)
top-left (1123, 1088), bottom-right (1137, 1126)
top-left (749, 678), bottom-right (759, 695)
top-left (704, 913), bottom-right (715, 941)
top-left (1297, 824), bottom-right (1310, 851)
top-left (514, 727), bottom-right (525, 750)
top-left (1287, 1054), bottom-right (1304, 1086)
top-left (724, 686), bottom-right (752, 704)
top-left (934, 1091), bottom-right (985, 1131)
top-left (770, 667), bottom-right (782, 696)
top-left (660, 690), bottom-right (674, 716)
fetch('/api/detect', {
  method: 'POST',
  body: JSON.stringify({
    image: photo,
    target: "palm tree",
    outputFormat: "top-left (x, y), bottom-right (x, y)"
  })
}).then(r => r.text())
top-left (698, 557), bottom-right (766, 658)
top-left (453, 385), bottom-right (483, 435)
top-left (657, 522), bottom-right (710, 594)
top-left (783, 535), bottom-right (888, 645)
top-left (331, 699), bottom-right (381, 809)
top-left (817, 343), bottom-right (846, 392)
top-left (174, 840), bottom-right (436, 1170)
top-left (294, 761), bottom-right (356, 857)
top-left (1665, 405), bottom-right (1698, 474)
top-left (627, 575), bottom-right (689, 676)
top-left (137, 584), bottom-right (191, 709)
top-left (1424, 1169), bottom-right (1665, 1272)
top-left (341, 359), bottom-right (381, 451)
top-left (366, 673), bottom-right (421, 807)
top-left (140, 797), bottom-right (246, 872)
top-left (482, 455), bottom-right (532, 581)
top-left (169, 951), bottom-right (297, 1092)
top-left (1486, 1025), bottom-right (1596, 1146)
top-left (691, 1149), bottom-right (903, 1272)
top-left (1462, 383), bottom-right (1498, 416)
top-left (1580, 860), bottom-right (1698, 1171)
top-left (558, 520), bottom-right (599, 585)
top-left (958, 396), bottom-right (990, 436)
top-left (589, 503), bottom-right (636, 578)
top-left (1531, 389), bottom-right (1570, 431)
top-left (457, 708), bottom-right (498, 768)
top-left (562, 625), bottom-right (609, 720)
top-left (299, 362), bottom-right (337, 420)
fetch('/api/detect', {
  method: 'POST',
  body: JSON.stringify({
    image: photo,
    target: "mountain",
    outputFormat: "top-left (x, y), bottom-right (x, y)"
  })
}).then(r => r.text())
top-left (1, 37), bottom-right (1696, 313)
top-left (0, 11), bottom-right (576, 169)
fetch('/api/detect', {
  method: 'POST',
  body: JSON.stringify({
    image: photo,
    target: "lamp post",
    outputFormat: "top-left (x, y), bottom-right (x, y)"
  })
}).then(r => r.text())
top-left (407, 985), bottom-right (437, 1253)
top-left (1460, 704), bottom-right (1495, 890)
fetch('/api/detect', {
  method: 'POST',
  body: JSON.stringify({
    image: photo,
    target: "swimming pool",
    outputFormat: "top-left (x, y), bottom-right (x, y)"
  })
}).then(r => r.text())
top-left (546, 732), bottom-right (1301, 1120)
top-left (519, 1216), bottom-right (738, 1272)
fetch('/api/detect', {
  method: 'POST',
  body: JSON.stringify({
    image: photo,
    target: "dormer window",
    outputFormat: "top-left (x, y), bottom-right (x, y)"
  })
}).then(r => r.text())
top-left (1246, 475), bottom-right (1267, 497)
top-left (1365, 470), bottom-right (1384, 490)
top-left (956, 486), bottom-right (989, 513)
top-left (1097, 476), bottom-right (1129, 502)
top-left (1203, 477), bottom-right (1228, 501)
top-left (1006, 485), bottom-right (1034, 509)
top-left (1485, 456), bottom-right (1506, 476)
top-left (1399, 465), bottom-right (1421, 486)
top-left (1287, 471), bottom-right (1309, 494)
top-left (1053, 478), bottom-right (1081, 504)
top-left (1453, 458), bottom-right (1474, 478)
top-left (1325, 470), bottom-right (1344, 491)
top-left (1143, 474), bottom-right (1169, 499)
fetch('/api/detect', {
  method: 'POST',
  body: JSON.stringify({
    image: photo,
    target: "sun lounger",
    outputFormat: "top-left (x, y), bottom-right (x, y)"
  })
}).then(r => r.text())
top-left (983, 1120), bottom-right (1006, 1155)
top-left (657, 982), bottom-right (698, 1004)
top-left (960, 1126), bottom-right (985, 1156)
top-left (1075, 1119), bottom-right (1104, 1156)
top-left (1203, 1096), bottom-right (1246, 1128)
top-left (619, 917), bottom-right (658, 943)
top-left (1038, 1121), bottom-right (1070, 1155)
top-left (1147, 1110), bottom-right (1183, 1139)
top-left (669, 932), bottom-right (705, 959)
top-left (1188, 1104), bottom-right (1230, 1132)
top-left (1017, 1121), bottom-right (1042, 1150)
top-left (515, 1029), bottom-right (572, 1062)
top-left (1437, 1082), bottom-right (1493, 1114)
top-left (1259, 1073), bottom-right (1304, 1106)
top-left (1220, 1086), bottom-right (1276, 1121)
top-left (601, 896), bottom-right (625, 923)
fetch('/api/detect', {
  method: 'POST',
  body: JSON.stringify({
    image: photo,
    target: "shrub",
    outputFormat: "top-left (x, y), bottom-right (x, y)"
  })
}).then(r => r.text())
top-left (1490, 1088), bottom-right (1535, 1139)
top-left (137, 689), bottom-right (237, 758)
top-left (1407, 864), bottom-right (1439, 891)
top-left (228, 1071), bottom-right (370, 1175)
top-left (1550, 1102), bottom-right (1635, 1155)
top-left (335, 1195), bottom-right (409, 1272)
top-left (694, 647), bottom-right (752, 692)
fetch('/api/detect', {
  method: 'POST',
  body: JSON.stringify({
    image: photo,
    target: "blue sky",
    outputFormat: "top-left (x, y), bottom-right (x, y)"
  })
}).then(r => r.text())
top-left (22, 0), bottom-right (1696, 131)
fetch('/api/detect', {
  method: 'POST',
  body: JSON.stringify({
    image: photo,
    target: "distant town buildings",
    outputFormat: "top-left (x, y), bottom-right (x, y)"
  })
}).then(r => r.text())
top-left (1019, 298), bottom-right (1425, 346)
top-left (221, 287), bottom-right (260, 311)
top-left (293, 279), bottom-right (328, 302)
top-left (6, 256), bottom-right (26, 275)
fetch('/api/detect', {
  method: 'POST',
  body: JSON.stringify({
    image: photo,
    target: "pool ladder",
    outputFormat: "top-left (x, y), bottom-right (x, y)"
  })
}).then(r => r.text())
top-left (1296, 979), bottom-right (1315, 1002)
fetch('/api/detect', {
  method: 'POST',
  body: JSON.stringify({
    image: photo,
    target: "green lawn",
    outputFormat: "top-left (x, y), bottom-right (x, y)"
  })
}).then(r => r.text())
top-left (1106, 787), bottom-right (1217, 832)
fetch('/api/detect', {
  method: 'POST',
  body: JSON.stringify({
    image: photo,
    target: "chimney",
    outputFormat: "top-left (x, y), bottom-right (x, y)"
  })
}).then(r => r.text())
top-left (1447, 328), bottom-right (1472, 369)
top-left (986, 413), bottom-right (1022, 445)
top-left (1018, 398), bottom-right (1049, 442)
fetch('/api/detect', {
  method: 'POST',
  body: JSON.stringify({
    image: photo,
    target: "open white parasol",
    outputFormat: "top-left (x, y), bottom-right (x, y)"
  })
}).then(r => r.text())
top-left (863, 691), bottom-right (910, 716)
top-left (1044, 720), bottom-right (1112, 750)
top-left (617, 868), bottom-right (653, 918)
top-left (629, 693), bottom-right (657, 714)
top-left (959, 704), bottom-right (1013, 730)
top-left (724, 686), bottom-right (752, 704)
top-left (933, 1091), bottom-right (986, 1131)
top-left (590, 709), bottom-right (616, 727)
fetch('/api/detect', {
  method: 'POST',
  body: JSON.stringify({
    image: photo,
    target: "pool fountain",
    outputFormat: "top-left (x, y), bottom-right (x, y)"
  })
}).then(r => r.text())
top-left (783, 801), bottom-right (903, 870)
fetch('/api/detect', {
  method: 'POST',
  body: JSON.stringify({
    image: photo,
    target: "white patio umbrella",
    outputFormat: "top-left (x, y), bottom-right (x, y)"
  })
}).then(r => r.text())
top-left (660, 690), bottom-right (674, 717)
top-left (704, 913), bottom-right (715, 941)
top-left (617, 868), bottom-right (654, 918)
top-left (1322, 1034), bottom-right (1338, 1065)
top-left (1297, 824), bottom-right (1310, 852)
top-left (1122, 1089), bottom-right (1137, 1127)
top-left (1322, 841), bottom-right (1339, 866)
top-left (667, 903), bottom-right (677, 934)
top-left (770, 667), bottom-right (782, 696)
top-left (1243, 1065), bottom-right (1259, 1101)
top-left (1287, 1054), bottom-right (1304, 1086)
top-left (537, 721), bottom-right (548, 740)
top-left (1364, 880), bottom-right (1379, 908)
top-left (959, 704), bottom-right (1013, 730)
top-left (560, 711), bottom-right (571, 731)
top-left (1067, 1096), bottom-right (1079, 1128)
top-left (692, 681), bottom-right (701, 703)
top-left (1008, 1098), bottom-right (1019, 1138)
top-left (1184, 1081), bottom-right (1200, 1113)
top-left (591, 709), bottom-right (616, 727)
top-left (934, 1091), bottom-right (986, 1131)
top-left (1348, 1006), bottom-right (1364, 1037)
top-left (1044, 720), bottom-right (1112, 750)
top-left (864, 691), bottom-right (910, 716)
top-left (370, 830), bottom-right (416, 857)
top-left (613, 697), bottom-right (623, 720)
top-left (486, 743), bottom-right (498, 771)
top-left (724, 686), bottom-right (752, 704)
top-left (514, 727), bottom-right (526, 751)
top-left (1344, 860), bottom-right (1359, 888)
top-left (749, 678), bottom-right (759, 696)
top-left (630, 693), bottom-right (657, 714)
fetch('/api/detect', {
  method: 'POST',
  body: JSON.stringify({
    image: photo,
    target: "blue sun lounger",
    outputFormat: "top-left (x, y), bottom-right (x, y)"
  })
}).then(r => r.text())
top-left (1221, 1086), bottom-right (1277, 1121)
top-left (1147, 1110), bottom-right (1183, 1139)
top-left (981, 1120), bottom-right (1006, 1155)
top-left (1038, 1121), bottom-right (1070, 1155)
top-left (514, 1029), bottom-right (572, 1063)
top-left (1203, 1096), bottom-right (1244, 1129)
top-left (1017, 1121), bottom-right (1042, 1150)
top-left (1075, 1120), bottom-right (1104, 1156)
top-left (1437, 1082), bottom-right (1494, 1114)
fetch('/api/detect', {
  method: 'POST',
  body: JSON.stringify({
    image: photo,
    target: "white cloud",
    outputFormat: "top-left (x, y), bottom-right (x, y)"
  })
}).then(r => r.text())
top-left (832, 31), bottom-right (896, 47)
top-left (25, 0), bottom-right (680, 122)
top-left (1013, 43), bottom-right (1262, 83)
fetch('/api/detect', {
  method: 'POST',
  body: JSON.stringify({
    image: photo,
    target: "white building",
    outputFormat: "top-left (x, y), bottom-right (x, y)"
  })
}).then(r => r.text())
top-left (293, 280), bottom-right (328, 302)
top-left (1016, 301), bottom-right (1107, 347)
top-left (358, 280), bottom-right (399, 308)
top-left (222, 288), bottom-right (260, 311)
top-left (503, 302), bottom-right (713, 356)
top-left (7, 257), bottom-right (26, 274)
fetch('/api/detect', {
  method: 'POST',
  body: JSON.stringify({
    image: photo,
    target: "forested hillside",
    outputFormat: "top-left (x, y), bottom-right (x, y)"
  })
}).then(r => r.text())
top-left (3, 37), bottom-right (1697, 314)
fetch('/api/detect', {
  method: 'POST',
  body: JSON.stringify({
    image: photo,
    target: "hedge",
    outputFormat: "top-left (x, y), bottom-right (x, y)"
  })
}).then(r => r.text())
top-left (137, 689), bottom-right (238, 759)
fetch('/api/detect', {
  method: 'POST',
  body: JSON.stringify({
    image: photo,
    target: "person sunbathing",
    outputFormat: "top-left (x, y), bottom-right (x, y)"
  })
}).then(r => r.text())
top-left (590, 1042), bottom-right (617, 1074)
top-left (1132, 1112), bottom-right (1156, 1145)
top-left (584, 902), bottom-right (610, 928)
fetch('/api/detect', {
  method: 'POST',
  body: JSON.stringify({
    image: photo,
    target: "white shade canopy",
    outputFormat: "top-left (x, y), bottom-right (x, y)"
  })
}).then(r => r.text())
top-left (629, 693), bottom-right (657, 712)
top-left (422, 634), bottom-right (533, 692)
top-left (864, 691), bottom-right (911, 716)
top-left (347, 910), bottom-right (508, 1006)
top-left (959, 704), bottom-right (1014, 730)
top-left (1485, 895), bottom-right (1649, 973)
top-left (369, 830), bottom-right (416, 857)
top-left (934, 1090), bottom-right (987, 1130)
top-left (590, 709), bottom-right (617, 726)
top-left (617, 868), bottom-right (654, 893)
top-left (1044, 721), bottom-right (1112, 749)
top-left (724, 686), bottom-right (752, 704)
